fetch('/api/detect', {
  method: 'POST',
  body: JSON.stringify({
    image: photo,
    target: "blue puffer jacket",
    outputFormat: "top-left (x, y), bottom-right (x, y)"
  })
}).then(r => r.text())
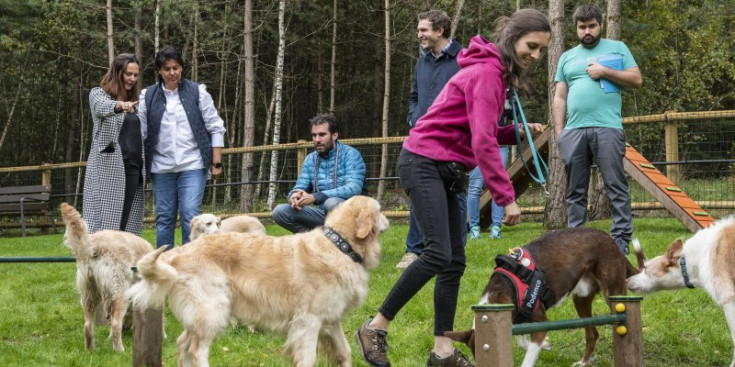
top-left (288, 141), bottom-right (366, 204)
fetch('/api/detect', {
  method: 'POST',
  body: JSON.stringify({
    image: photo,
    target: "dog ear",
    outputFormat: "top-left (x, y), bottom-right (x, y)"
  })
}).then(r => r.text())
top-left (665, 238), bottom-right (684, 267)
top-left (355, 207), bottom-right (374, 239)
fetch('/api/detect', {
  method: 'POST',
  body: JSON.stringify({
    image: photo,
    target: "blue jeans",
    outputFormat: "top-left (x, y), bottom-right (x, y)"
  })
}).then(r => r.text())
top-left (406, 192), bottom-right (467, 255)
top-left (467, 146), bottom-right (509, 228)
top-left (272, 197), bottom-right (346, 233)
top-left (151, 169), bottom-right (207, 248)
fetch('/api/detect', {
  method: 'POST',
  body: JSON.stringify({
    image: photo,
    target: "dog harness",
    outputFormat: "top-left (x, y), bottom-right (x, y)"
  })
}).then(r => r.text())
top-left (324, 227), bottom-right (363, 263)
top-left (491, 248), bottom-right (555, 322)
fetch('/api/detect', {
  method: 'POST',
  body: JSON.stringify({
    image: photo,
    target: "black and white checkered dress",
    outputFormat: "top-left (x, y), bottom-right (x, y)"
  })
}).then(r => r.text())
top-left (82, 87), bottom-right (146, 235)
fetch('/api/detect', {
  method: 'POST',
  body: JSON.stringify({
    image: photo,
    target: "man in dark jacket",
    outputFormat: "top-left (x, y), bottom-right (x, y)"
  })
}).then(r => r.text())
top-left (398, 10), bottom-right (465, 269)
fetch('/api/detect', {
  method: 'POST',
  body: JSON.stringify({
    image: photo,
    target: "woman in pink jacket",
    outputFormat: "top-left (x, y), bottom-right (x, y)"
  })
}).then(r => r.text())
top-left (357, 9), bottom-right (551, 366)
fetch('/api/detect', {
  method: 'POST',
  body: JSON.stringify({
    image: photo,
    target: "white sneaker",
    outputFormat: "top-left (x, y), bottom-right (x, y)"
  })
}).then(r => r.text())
top-left (396, 252), bottom-right (419, 269)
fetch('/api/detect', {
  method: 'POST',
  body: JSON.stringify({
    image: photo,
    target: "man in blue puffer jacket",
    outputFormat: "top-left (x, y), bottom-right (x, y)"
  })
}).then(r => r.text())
top-left (272, 113), bottom-right (367, 233)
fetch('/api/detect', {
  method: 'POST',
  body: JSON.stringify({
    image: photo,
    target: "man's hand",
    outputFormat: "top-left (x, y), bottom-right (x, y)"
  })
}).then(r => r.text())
top-left (502, 201), bottom-right (521, 226)
top-left (586, 62), bottom-right (606, 80)
top-left (289, 190), bottom-right (305, 210)
top-left (296, 193), bottom-right (316, 207)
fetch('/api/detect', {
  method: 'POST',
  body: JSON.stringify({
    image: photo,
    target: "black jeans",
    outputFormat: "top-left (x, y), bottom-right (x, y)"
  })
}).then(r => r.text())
top-left (378, 149), bottom-right (466, 336)
top-left (119, 164), bottom-right (141, 231)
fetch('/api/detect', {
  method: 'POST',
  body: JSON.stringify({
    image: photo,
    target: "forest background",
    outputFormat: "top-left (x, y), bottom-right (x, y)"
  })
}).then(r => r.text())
top-left (0, 0), bottom-right (733, 215)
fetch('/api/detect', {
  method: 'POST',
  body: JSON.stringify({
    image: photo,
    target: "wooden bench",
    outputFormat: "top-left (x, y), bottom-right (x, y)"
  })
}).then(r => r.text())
top-left (0, 185), bottom-right (58, 236)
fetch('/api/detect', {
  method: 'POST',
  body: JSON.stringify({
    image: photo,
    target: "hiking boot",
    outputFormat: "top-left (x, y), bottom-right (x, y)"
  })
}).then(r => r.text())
top-left (356, 318), bottom-right (390, 367)
top-left (616, 239), bottom-right (630, 255)
top-left (490, 225), bottom-right (502, 239)
top-left (396, 252), bottom-right (419, 269)
top-left (427, 348), bottom-right (475, 367)
top-left (469, 226), bottom-right (481, 240)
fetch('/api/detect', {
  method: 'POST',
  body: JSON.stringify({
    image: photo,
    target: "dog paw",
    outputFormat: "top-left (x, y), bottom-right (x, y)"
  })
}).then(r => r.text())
top-left (541, 337), bottom-right (552, 350)
top-left (572, 356), bottom-right (596, 366)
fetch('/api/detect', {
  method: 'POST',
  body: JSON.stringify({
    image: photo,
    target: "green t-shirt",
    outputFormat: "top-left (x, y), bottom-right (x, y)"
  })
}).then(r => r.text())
top-left (555, 39), bottom-right (638, 130)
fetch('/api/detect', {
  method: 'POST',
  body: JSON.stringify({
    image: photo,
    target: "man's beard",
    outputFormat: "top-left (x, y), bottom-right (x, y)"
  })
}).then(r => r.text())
top-left (316, 141), bottom-right (334, 156)
top-left (579, 33), bottom-right (601, 48)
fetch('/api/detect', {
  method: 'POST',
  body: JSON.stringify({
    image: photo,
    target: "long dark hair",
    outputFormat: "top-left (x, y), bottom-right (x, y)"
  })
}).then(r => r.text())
top-left (494, 9), bottom-right (551, 92)
top-left (99, 53), bottom-right (140, 102)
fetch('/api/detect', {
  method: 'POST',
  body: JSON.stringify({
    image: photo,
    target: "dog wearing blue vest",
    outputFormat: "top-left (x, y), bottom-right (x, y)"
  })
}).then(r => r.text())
top-left (446, 227), bottom-right (639, 367)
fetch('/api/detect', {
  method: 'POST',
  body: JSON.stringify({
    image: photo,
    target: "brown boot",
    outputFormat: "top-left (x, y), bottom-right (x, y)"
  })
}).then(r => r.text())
top-left (427, 348), bottom-right (475, 367)
top-left (355, 317), bottom-right (390, 366)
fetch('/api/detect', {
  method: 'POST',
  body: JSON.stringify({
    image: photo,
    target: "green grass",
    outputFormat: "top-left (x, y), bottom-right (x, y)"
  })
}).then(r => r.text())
top-left (0, 218), bottom-right (732, 366)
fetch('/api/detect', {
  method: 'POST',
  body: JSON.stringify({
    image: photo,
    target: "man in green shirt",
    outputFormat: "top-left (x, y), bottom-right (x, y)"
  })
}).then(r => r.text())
top-left (552, 3), bottom-right (642, 254)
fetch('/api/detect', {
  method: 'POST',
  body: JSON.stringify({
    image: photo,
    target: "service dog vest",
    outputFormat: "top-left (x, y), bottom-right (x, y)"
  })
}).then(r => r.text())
top-left (491, 248), bottom-right (555, 323)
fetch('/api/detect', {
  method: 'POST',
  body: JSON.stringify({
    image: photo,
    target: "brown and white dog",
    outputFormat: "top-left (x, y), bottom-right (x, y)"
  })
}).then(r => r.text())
top-left (126, 195), bottom-right (388, 367)
top-left (60, 203), bottom-right (153, 352)
top-left (189, 213), bottom-right (266, 241)
top-left (446, 227), bottom-right (639, 367)
top-left (627, 217), bottom-right (735, 367)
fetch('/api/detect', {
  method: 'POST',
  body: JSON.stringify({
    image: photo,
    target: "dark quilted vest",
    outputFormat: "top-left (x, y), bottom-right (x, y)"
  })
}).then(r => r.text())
top-left (144, 78), bottom-right (212, 174)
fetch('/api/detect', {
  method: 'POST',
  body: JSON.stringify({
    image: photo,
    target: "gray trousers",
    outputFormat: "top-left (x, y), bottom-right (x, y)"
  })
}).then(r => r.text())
top-left (272, 197), bottom-right (345, 233)
top-left (558, 127), bottom-right (633, 244)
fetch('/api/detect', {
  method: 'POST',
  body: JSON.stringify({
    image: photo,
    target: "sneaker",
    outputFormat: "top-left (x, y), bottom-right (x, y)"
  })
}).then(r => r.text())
top-left (469, 226), bottom-right (481, 240)
top-left (427, 348), bottom-right (475, 367)
top-left (355, 318), bottom-right (391, 367)
top-left (616, 239), bottom-right (630, 255)
top-left (396, 252), bottom-right (419, 269)
top-left (489, 225), bottom-right (502, 239)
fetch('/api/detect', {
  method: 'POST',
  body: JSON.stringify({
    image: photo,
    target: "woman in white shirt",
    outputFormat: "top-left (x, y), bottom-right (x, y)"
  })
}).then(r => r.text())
top-left (138, 45), bottom-right (226, 247)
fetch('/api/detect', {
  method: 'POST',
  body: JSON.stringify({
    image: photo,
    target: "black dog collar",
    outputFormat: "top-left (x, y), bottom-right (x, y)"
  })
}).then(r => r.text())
top-left (324, 227), bottom-right (363, 264)
top-left (680, 256), bottom-right (695, 289)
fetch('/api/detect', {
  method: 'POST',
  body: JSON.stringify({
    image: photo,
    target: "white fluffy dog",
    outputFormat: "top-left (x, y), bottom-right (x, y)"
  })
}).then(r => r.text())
top-left (190, 213), bottom-right (266, 241)
top-left (60, 202), bottom-right (153, 352)
top-left (127, 196), bottom-right (388, 367)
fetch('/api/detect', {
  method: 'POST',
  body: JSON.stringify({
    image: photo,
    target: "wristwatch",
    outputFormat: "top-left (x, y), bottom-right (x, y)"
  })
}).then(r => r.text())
top-left (212, 162), bottom-right (223, 169)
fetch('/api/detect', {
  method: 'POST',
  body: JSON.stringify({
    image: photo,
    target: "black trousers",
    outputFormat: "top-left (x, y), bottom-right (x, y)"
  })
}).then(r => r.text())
top-left (119, 164), bottom-right (141, 231)
top-left (378, 149), bottom-right (467, 336)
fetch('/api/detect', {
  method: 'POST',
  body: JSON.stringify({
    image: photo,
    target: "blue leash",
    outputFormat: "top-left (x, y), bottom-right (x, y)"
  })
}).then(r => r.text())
top-left (511, 89), bottom-right (550, 196)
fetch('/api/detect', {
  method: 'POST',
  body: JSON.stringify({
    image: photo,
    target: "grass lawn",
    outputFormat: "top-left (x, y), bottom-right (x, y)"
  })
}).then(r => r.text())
top-left (0, 218), bottom-right (732, 366)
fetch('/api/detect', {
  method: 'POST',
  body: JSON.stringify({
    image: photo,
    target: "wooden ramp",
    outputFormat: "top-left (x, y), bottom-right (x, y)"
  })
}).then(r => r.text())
top-left (623, 144), bottom-right (714, 232)
top-left (478, 128), bottom-right (714, 232)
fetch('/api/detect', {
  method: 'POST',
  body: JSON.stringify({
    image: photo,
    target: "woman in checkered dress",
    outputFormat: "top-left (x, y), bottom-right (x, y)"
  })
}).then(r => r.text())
top-left (82, 53), bottom-right (146, 235)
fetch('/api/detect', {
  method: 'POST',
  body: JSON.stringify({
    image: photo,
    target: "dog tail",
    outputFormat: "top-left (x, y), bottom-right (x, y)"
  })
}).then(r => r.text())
top-left (126, 246), bottom-right (178, 309)
top-left (631, 239), bottom-right (646, 270)
top-left (60, 202), bottom-right (92, 263)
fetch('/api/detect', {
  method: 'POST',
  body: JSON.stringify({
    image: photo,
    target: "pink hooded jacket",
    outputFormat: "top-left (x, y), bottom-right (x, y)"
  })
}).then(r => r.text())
top-left (403, 35), bottom-right (516, 206)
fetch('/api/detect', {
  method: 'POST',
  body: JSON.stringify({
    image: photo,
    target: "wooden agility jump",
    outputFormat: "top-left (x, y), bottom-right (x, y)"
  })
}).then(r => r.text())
top-left (472, 295), bottom-right (643, 367)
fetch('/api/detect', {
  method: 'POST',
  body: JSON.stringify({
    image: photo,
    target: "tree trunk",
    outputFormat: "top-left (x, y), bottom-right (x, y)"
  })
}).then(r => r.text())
top-left (240, 0), bottom-right (256, 212)
top-left (191, 0), bottom-right (199, 81)
top-left (154, 0), bottom-right (160, 54)
top-left (134, 0), bottom-right (143, 67)
top-left (589, 0), bottom-right (623, 220)
top-left (106, 0), bottom-right (114, 64)
top-left (544, 0), bottom-right (567, 230)
top-left (329, 0), bottom-right (337, 113)
top-left (450, 0), bottom-right (465, 38)
top-left (377, 0), bottom-right (391, 202)
top-left (0, 73), bottom-right (24, 152)
top-left (266, 0), bottom-right (287, 210)
top-left (254, 89), bottom-right (276, 200)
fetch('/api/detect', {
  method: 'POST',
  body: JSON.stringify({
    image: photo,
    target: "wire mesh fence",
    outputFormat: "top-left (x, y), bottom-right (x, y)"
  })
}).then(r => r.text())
top-left (1, 110), bottom-right (734, 232)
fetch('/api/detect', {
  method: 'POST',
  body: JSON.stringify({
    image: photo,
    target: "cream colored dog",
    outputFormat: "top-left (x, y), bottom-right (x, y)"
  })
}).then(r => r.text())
top-left (190, 213), bottom-right (266, 240)
top-left (127, 195), bottom-right (388, 367)
top-left (60, 203), bottom-right (153, 352)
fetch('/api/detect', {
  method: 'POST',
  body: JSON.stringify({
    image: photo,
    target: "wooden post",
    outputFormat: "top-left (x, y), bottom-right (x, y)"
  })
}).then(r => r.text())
top-left (40, 164), bottom-right (52, 234)
top-left (664, 111), bottom-right (679, 185)
top-left (609, 295), bottom-right (643, 367)
top-left (472, 304), bottom-right (514, 367)
top-left (296, 139), bottom-right (307, 177)
top-left (131, 267), bottom-right (163, 367)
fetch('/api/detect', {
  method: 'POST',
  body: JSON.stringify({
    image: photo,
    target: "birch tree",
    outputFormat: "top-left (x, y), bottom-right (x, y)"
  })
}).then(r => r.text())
top-left (266, 0), bottom-right (287, 209)
top-left (105, 0), bottom-right (114, 64)
top-left (544, 0), bottom-right (567, 229)
top-left (376, 0), bottom-right (391, 201)
top-left (241, 0), bottom-right (257, 212)
top-left (329, 0), bottom-right (337, 113)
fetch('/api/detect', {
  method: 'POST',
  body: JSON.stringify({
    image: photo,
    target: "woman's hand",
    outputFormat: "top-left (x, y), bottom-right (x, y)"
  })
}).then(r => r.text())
top-left (518, 123), bottom-right (545, 139)
top-left (115, 101), bottom-right (139, 113)
top-left (502, 201), bottom-right (521, 226)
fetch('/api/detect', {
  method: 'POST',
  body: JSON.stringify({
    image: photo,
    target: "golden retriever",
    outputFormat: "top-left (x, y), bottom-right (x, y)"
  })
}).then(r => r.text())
top-left (127, 195), bottom-right (388, 367)
top-left (59, 202), bottom-right (153, 352)
top-left (189, 213), bottom-right (266, 241)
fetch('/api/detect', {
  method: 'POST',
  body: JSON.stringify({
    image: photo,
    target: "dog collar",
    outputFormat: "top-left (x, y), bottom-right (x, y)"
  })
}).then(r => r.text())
top-left (680, 256), bottom-right (695, 289)
top-left (324, 227), bottom-right (363, 264)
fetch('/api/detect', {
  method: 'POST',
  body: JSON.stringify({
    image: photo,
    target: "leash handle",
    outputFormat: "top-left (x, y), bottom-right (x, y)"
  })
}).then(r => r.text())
top-left (511, 89), bottom-right (550, 196)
